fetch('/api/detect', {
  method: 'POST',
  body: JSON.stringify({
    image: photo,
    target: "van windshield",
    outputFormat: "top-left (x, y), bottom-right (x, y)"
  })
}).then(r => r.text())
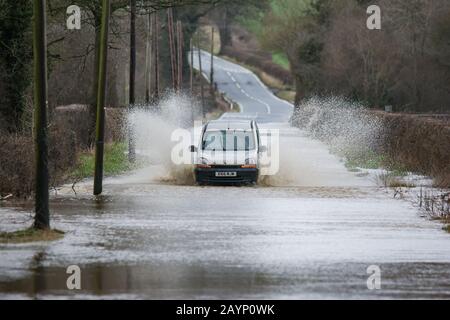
top-left (202, 130), bottom-right (256, 151)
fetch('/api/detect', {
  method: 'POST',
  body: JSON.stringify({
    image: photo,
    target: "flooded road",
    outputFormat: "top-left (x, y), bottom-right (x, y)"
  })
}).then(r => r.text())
top-left (1, 171), bottom-right (450, 299)
top-left (1, 53), bottom-right (450, 300)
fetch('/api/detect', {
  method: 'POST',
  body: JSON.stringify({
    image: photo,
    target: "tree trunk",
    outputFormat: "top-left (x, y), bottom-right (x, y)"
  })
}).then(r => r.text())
top-left (294, 74), bottom-right (304, 109)
top-left (218, 8), bottom-right (231, 52)
top-left (33, 0), bottom-right (49, 230)
top-left (93, 0), bottom-right (110, 196)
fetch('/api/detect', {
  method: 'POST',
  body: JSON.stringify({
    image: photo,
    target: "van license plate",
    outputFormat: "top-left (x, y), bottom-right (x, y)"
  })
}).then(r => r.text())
top-left (215, 172), bottom-right (237, 177)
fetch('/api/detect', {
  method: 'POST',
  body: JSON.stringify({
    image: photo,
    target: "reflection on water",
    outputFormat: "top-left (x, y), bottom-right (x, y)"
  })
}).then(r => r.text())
top-left (1, 262), bottom-right (450, 299)
top-left (94, 195), bottom-right (109, 211)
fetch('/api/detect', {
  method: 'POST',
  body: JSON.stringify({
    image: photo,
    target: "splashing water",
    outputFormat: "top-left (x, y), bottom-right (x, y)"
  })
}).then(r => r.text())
top-left (124, 93), bottom-right (198, 185)
top-left (292, 96), bottom-right (385, 158)
top-left (122, 94), bottom-right (383, 188)
top-left (261, 97), bottom-right (384, 187)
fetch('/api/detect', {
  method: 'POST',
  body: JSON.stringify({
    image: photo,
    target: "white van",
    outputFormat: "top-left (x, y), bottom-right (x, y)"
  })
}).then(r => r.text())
top-left (190, 120), bottom-right (265, 185)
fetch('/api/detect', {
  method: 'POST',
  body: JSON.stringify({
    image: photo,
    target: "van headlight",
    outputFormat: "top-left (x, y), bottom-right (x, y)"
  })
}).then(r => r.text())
top-left (196, 157), bottom-right (212, 168)
top-left (245, 158), bottom-right (256, 165)
top-left (242, 158), bottom-right (257, 169)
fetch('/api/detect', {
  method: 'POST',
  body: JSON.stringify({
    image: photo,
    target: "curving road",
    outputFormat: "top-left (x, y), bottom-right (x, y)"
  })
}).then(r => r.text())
top-left (192, 49), bottom-right (294, 123)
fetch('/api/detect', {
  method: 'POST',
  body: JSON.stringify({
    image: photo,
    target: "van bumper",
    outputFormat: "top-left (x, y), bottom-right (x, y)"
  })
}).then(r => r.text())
top-left (195, 167), bottom-right (259, 185)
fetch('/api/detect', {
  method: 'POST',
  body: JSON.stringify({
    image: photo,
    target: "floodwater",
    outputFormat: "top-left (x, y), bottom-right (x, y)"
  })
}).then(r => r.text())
top-left (1, 53), bottom-right (449, 300)
top-left (1, 129), bottom-right (450, 300)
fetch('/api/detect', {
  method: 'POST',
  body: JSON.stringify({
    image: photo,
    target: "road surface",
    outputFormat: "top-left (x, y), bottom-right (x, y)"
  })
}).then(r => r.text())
top-left (0, 51), bottom-right (450, 299)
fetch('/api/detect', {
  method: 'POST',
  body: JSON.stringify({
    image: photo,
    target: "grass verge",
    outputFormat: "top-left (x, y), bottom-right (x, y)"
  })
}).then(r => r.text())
top-left (343, 150), bottom-right (387, 171)
top-left (276, 90), bottom-right (296, 103)
top-left (71, 142), bottom-right (133, 180)
top-left (341, 148), bottom-right (415, 187)
top-left (0, 228), bottom-right (64, 244)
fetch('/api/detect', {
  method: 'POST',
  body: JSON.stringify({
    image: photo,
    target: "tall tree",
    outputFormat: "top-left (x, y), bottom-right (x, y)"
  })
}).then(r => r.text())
top-left (261, 0), bottom-right (330, 107)
top-left (210, 0), bottom-right (269, 53)
top-left (0, 2), bottom-right (33, 132)
top-left (33, 0), bottom-right (50, 229)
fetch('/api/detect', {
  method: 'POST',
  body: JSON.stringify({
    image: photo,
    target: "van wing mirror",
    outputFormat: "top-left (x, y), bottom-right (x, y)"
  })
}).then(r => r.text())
top-left (259, 145), bottom-right (267, 153)
top-left (190, 145), bottom-right (198, 153)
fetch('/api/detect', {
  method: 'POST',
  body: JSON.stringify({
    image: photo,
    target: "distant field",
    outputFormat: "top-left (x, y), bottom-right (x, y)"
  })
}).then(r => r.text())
top-left (272, 52), bottom-right (290, 70)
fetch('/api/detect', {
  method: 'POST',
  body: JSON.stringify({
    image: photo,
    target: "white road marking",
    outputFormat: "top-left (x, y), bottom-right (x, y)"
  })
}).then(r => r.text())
top-left (193, 49), bottom-right (283, 115)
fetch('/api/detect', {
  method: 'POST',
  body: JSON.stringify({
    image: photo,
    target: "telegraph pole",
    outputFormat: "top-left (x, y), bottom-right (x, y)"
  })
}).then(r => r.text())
top-left (176, 20), bottom-right (183, 92)
top-left (197, 41), bottom-right (205, 116)
top-left (190, 38), bottom-right (194, 123)
top-left (128, 0), bottom-right (137, 163)
top-left (33, 0), bottom-right (50, 229)
top-left (190, 38), bottom-right (194, 95)
top-left (145, 11), bottom-right (153, 104)
top-left (210, 27), bottom-right (214, 95)
top-left (153, 13), bottom-right (160, 101)
top-left (167, 8), bottom-right (177, 91)
top-left (93, 0), bottom-right (110, 196)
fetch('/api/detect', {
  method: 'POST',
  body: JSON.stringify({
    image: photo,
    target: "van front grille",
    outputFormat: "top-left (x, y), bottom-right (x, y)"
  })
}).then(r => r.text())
top-left (210, 165), bottom-right (242, 169)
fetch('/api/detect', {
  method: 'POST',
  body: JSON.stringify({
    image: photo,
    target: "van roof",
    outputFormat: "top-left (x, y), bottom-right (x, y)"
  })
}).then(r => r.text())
top-left (206, 120), bottom-right (254, 131)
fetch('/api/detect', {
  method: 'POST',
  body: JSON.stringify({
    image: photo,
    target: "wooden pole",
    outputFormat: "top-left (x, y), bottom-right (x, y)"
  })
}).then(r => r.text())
top-left (154, 13), bottom-right (160, 101)
top-left (128, 0), bottom-right (136, 163)
top-left (190, 38), bottom-right (193, 95)
top-left (197, 40), bottom-right (205, 116)
top-left (190, 38), bottom-right (195, 123)
top-left (145, 11), bottom-right (153, 104)
top-left (93, 0), bottom-right (110, 196)
top-left (210, 27), bottom-right (214, 95)
top-left (129, 0), bottom-right (136, 107)
top-left (167, 8), bottom-right (177, 91)
top-left (33, 0), bottom-right (50, 229)
top-left (176, 20), bottom-right (183, 92)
